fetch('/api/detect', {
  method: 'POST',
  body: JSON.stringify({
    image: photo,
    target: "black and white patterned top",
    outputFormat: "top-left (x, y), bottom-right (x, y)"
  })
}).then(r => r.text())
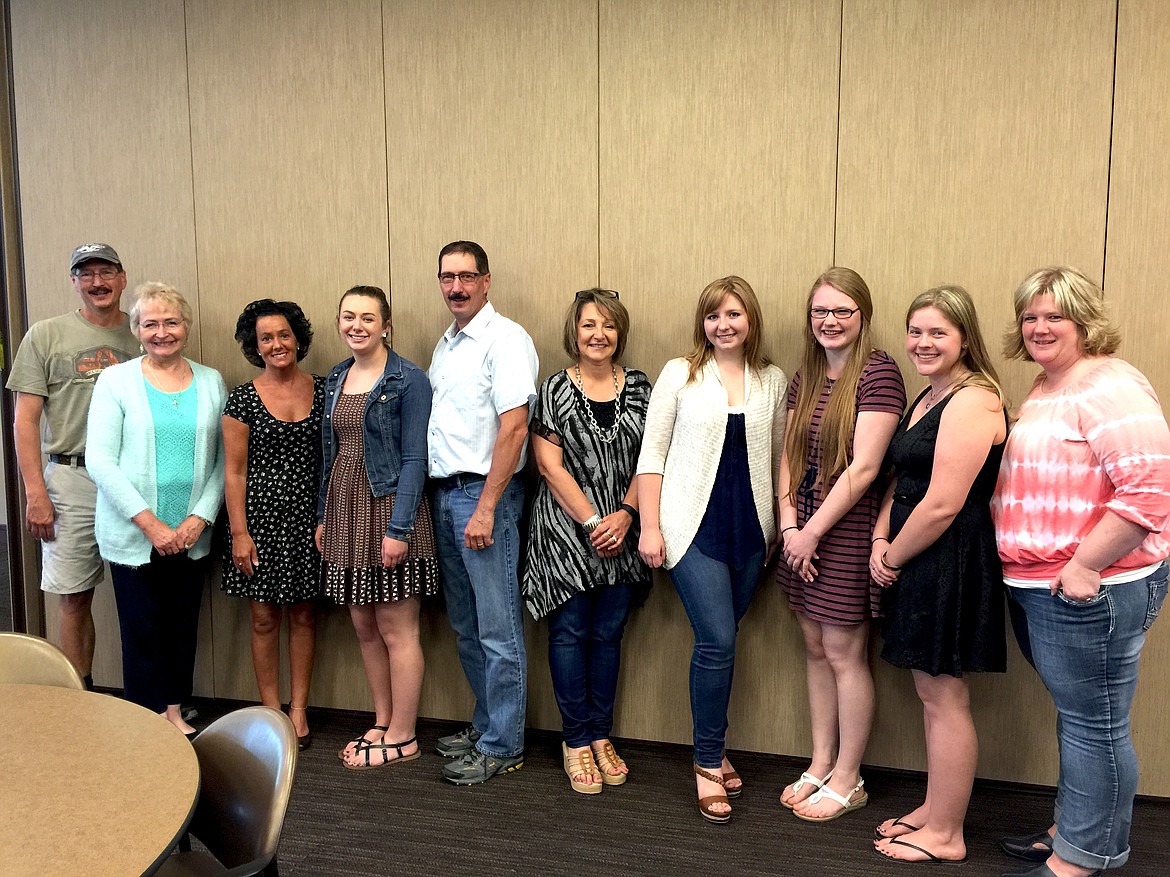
top-left (522, 367), bottom-right (652, 620)
top-left (220, 376), bottom-right (325, 604)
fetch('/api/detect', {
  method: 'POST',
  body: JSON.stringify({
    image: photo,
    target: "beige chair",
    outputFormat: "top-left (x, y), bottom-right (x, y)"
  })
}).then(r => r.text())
top-left (0, 632), bottom-right (85, 689)
top-left (156, 706), bottom-right (298, 877)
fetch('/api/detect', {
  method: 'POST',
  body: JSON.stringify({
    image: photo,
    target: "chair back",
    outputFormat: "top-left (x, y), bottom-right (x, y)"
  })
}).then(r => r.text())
top-left (188, 706), bottom-right (298, 875)
top-left (0, 632), bottom-right (85, 688)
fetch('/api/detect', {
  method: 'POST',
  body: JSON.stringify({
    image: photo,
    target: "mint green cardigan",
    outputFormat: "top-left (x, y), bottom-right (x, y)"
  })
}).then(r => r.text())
top-left (86, 356), bottom-right (226, 566)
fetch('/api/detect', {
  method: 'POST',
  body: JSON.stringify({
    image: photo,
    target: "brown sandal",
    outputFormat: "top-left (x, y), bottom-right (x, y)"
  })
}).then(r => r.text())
top-left (592, 740), bottom-right (628, 786)
top-left (563, 742), bottom-right (603, 794)
top-left (694, 764), bottom-right (731, 823)
top-left (723, 767), bottom-right (742, 798)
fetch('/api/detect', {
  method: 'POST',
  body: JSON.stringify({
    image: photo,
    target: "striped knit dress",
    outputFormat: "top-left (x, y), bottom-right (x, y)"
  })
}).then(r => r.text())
top-left (778, 350), bottom-right (906, 623)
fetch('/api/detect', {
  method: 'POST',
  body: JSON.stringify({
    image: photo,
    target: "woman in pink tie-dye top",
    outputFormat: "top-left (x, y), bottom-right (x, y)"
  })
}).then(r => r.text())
top-left (992, 266), bottom-right (1170, 877)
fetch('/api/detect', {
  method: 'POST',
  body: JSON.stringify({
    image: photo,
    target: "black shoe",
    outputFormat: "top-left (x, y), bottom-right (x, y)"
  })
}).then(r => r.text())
top-left (180, 704), bottom-right (199, 723)
top-left (1001, 865), bottom-right (1101, 877)
top-left (1000, 829), bottom-right (1054, 863)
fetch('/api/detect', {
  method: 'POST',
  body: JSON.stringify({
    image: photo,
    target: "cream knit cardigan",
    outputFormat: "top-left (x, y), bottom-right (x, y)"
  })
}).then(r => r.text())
top-left (636, 357), bottom-right (787, 569)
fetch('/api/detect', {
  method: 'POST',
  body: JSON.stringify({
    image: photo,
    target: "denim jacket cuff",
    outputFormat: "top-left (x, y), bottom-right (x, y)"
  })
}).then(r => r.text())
top-left (385, 525), bottom-right (413, 543)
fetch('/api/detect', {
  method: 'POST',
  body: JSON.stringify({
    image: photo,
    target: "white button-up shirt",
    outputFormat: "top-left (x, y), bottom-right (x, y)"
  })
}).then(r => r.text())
top-left (427, 301), bottom-right (539, 478)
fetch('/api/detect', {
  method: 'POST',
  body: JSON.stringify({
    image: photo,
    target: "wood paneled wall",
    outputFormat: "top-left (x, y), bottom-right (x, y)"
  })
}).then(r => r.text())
top-left (7, 0), bottom-right (1169, 795)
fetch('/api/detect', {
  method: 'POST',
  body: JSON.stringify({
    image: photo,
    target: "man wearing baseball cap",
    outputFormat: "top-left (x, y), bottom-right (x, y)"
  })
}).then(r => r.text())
top-left (6, 243), bottom-right (140, 689)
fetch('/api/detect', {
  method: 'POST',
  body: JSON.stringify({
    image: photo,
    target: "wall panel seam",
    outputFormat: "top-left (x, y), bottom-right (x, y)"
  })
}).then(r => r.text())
top-left (381, 0), bottom-right (393, 295)
top-left (1102, 0), bottom-right (1120, 288)
top-left (181, 0), bottom-right (201, 361)
top-left (180, 0), bottom-right (214, 694)
top-left (832, 0), bottom-right (844, 265)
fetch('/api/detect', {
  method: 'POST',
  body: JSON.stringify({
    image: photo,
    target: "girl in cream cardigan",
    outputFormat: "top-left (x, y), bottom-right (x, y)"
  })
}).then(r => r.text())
top-left (636, 276), bottom-right (786, 824)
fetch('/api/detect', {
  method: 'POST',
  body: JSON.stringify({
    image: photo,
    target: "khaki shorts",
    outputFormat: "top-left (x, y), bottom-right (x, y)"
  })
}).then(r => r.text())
top-left (40, 461), bottom-right (104, 595)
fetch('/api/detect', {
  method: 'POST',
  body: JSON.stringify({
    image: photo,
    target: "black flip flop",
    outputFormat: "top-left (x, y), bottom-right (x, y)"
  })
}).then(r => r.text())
top-left (873, 838), bottom-right (968, 865)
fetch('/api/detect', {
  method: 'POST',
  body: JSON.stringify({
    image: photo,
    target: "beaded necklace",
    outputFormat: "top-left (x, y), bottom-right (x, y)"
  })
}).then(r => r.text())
top-left (573, 363), bottom-right (623, 443)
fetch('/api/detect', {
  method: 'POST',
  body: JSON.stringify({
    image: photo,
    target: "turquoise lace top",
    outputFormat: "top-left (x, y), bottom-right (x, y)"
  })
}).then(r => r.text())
top-left (145, 382), bottom-right (196, 528)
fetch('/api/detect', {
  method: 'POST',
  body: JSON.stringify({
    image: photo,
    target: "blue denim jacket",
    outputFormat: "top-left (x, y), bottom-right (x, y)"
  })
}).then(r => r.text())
top-left (318, 349), bottom-right (432, 541)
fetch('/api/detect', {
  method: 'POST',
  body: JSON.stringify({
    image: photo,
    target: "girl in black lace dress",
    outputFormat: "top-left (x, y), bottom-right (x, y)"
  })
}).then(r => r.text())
top-left (870, 286), bottom-right (1007, 865)
top-left (222, 299), bottom-right (323, 748)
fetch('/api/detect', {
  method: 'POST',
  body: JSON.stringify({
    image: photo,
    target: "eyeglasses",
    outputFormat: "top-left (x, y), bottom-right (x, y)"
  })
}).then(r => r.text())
top-left (575, 289), bottom-right (620, 300)
top-left (437, 271), bottom-right (484, 286)
top-left (73, 267), bottom-right (121, 282)
top-left (139, 319), bottom-right (183, 332)
top-left (809, 306), bottom-right (860, 320)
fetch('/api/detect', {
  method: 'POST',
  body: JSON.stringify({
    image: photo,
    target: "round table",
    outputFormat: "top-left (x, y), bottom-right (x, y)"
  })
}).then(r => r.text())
top-left (0, 683), bottom-right (200, 876)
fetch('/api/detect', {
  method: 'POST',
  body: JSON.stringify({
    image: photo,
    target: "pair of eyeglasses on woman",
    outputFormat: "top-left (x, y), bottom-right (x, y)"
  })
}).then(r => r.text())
top-left (575, 289), bottom-right (620, 300)
top-left (139, 319), bottom-right (184, 332)
top-left (809, 306), bottom-right (859, 320)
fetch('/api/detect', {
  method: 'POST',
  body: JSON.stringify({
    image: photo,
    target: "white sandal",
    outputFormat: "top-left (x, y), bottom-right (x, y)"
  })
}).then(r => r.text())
top-left (793, 778), bottom-right (868, 822)
top-left (780, 769), bottom-right (833, 810)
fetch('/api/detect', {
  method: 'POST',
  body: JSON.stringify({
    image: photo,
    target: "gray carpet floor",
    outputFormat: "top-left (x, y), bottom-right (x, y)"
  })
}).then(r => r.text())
top-left (185, 699), bottom-right (1169, 877)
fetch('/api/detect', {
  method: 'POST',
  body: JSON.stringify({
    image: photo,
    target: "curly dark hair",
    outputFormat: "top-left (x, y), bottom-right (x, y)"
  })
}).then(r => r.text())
top-left (234, 299), bottom-right (314, 368)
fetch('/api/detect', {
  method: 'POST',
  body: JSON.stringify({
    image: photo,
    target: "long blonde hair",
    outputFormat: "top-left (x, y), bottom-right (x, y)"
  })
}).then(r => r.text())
top-left (907, 285), bottom-right (1005, 404)
top-left (784, 267), bottom-right (875, 499)
top-left (684, 276), bottom-right (770, 384)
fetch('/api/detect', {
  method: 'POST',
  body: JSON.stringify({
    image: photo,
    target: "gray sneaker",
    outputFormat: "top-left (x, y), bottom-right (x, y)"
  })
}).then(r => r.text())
top-left (441, 749), bottom-right (523, 785)
top-left (435, 725), bottom-right (482, 758)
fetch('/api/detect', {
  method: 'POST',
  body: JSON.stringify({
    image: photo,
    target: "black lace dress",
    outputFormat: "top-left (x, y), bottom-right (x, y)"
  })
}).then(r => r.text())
top-left (221, 377), bottom-right (324, 603)
top-left (879, 391), bottom-right (1007, 677)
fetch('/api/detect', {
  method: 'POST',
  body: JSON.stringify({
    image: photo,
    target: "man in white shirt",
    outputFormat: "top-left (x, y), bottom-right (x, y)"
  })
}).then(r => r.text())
top-left (427, 241), bottom-right (538, 784)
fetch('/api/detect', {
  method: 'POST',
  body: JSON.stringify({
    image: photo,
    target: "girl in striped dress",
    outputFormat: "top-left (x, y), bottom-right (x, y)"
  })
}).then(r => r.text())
top-left (777, 267), bottom-right (906, 822)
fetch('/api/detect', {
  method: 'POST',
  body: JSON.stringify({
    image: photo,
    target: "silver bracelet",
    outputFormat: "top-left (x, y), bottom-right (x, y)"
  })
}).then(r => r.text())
top-left (581, 513), bottom-right (602, 533)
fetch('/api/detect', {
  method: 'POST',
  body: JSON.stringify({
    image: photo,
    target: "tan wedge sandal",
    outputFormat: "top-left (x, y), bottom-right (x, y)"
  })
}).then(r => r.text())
top-left (563, 742), bottom-right (603, 795)
top-left (592, 740), bottom-right (628, 786)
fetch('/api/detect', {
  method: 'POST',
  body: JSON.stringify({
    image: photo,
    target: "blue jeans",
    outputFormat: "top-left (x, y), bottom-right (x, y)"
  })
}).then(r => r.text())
top-left (1008, 562), bottom-right (1168, 871)
top-left (669, 542), bottom-right (764, 769)
top-left (547, 584), bottom-right (633, 748)
top-left (433, 478), bottom-right (527, 757)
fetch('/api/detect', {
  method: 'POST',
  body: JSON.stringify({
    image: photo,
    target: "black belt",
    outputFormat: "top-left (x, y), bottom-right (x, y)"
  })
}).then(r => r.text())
top-left (432, 472), bottom-right (486, 491)
top-left (49, 453), bottom-right (85, 467)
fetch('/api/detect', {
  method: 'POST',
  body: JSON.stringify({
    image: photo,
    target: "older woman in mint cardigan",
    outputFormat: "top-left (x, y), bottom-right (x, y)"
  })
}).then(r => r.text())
top-left (86, 282), bottom-right (226, 734)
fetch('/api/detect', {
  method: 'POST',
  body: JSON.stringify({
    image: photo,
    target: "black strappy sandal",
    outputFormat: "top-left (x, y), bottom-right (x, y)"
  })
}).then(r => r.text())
top-left (337, 724), bottom-right (389, 761)
top-left (343, 734), bottom-right (422, 771)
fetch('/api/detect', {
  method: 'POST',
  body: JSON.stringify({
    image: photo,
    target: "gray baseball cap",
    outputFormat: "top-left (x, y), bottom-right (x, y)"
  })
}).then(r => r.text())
top-left (69, 243), bottom-right (122, 270)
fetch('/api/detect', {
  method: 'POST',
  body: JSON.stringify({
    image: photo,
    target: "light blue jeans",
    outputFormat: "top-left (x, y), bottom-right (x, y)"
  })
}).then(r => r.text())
top-left (669, 542), bottom-right (764, 769)
top-left (1008, 562), bottom-right (1168, 871)
top-left (433, 478), bottom-right (527, 758)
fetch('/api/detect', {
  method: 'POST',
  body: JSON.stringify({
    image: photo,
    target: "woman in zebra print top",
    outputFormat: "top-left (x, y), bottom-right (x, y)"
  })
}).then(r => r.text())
top-left (522, 288), bottom-right (651, 795)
